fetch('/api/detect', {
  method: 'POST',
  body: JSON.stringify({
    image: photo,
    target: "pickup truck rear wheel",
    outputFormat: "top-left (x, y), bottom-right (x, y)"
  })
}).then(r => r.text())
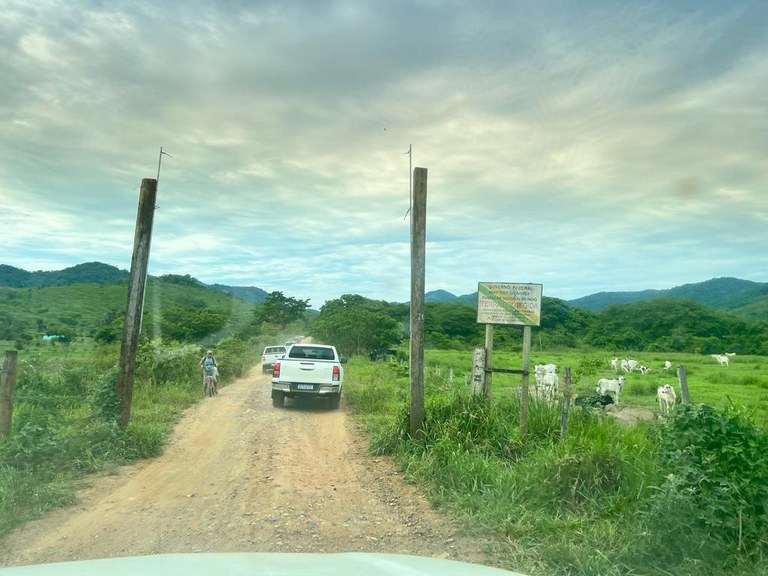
top-left (329, 393), bottom-right (341, 410)
top-left (272, 393), bottom-right (284, 408)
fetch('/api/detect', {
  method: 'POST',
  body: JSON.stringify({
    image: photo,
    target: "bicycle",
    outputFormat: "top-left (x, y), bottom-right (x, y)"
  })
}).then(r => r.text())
top-left (203, 365), bottom-right (218, 397)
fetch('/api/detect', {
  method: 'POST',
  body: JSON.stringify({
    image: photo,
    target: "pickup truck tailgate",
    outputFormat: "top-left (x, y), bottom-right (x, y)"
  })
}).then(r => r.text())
top-left (280, 360), bottom-right (335, 384)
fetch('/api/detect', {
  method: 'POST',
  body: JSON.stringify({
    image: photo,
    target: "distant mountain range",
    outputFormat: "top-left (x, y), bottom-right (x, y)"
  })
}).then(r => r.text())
top-left (566, 277), bottom-right (768, 312)
top-left (206, 283), bottom-right (268, 304)
top-left (2, 263), bottom-right (766, 323)
top-left (0, 262), bottom-right (269, 304)
top-left (425, 277), bottom-right (768, 323)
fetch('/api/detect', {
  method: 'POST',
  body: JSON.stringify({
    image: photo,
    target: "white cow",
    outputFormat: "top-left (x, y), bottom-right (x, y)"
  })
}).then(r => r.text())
top-left (711, 354), bottom-right (729, 367)
top-left (542, 372), bottom-right (559, 403)
top-left (639, 365), bottom-right (651, 375)
top-left (534, 364), bottom-right (557, 398)
top-left (539, 363), bottom-right (557, 374)
top-left (620, 359), bottom-right (639, 373)
top-left (611, 357), bottom-right (619, 372)
top-left (663, 360), bottom-right (672, 371)
top-left (657, 384), bottom-right (676, 415)
top-left (597, 376), bottom-right (625, 405)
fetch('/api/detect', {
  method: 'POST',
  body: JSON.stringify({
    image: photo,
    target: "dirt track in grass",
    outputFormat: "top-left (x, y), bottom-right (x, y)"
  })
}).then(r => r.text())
top-left (0, 366), bottom-right (496, 569)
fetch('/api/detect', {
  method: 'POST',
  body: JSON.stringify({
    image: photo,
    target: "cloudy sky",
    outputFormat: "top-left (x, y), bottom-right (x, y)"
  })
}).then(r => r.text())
top-left (2, 1), bottom-right (767, 308)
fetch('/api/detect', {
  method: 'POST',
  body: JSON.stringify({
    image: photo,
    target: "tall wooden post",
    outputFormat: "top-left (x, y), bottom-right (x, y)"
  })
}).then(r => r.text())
top-left (559, 367), bottom-right (572, 441)
top-left (115, 178), bottom-right (157, 428)
top-left (409, 167), bottom-right (427, 439)
top-left (471, 346), bottom-right (485, 397)
top-left (0, 351), bottom-right (18, 441)
top-left (483, 324), bottom-right (493, 401)
top-left (677, 364), bottom-right (691, 405)
top-left (520, 325), bottom-right (531, 438)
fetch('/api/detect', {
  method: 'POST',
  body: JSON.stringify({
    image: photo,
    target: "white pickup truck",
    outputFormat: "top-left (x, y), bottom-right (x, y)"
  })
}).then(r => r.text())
top-left (261, 345), bottom-right (288, 374)
top-left (271, 343), bottom-right (346, 409)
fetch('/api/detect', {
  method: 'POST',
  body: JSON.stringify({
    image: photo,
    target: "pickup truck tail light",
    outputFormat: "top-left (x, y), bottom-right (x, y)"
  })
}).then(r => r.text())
top-left (332, 365), bottom-right (340, 382)
top-left (273, 362), bottom-right (281, 378)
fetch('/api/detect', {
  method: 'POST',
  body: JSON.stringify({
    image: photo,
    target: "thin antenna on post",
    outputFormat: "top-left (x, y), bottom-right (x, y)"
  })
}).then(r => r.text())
top-left (403, 144), bottom-right (412, 220)
top-left (157, 146), bottom-right (173, 182)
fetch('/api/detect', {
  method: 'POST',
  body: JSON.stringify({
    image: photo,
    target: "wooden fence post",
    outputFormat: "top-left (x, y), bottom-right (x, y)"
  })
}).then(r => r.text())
top-left (520, 325), bottom-right (531, 438)
top-left (471, 347), bottom-right (486, 398)
top-left (677, 364), bottom-right (691, 404)
top-left (559, 367), bottom-right (572, 441)
top-left (0, 351), bottom-right (18, 441)
top-left (483, 324), bottom-right (493, 401)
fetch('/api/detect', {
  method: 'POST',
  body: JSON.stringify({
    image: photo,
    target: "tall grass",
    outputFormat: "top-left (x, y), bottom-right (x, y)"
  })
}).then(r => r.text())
top-left (344, 354), bottom-right (768, 576)
top-left (0, 335), bottom-right (262, 536)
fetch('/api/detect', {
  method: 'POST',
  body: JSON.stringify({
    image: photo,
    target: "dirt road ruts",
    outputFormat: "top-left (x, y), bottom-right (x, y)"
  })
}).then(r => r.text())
top-left (1, 366), bottom-right (494, 568)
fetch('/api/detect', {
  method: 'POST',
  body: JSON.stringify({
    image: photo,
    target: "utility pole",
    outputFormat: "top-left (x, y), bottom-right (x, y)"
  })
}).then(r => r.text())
top-left (115, 178), bottom-right (157, 427)
top-left (403, 146), bottom-right (413, 220)
top-left (409, 167), bottom-right (427, 439)
top-left (157, 146), bottom-right (173, 181)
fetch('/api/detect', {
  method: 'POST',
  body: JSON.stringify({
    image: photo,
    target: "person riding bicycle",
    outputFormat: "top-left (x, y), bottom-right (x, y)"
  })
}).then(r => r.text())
top-left (199, 350), bottom-right (219, 395)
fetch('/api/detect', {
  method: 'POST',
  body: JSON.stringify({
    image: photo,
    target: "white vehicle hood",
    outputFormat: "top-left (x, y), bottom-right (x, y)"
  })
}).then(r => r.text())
top-left (0, 552), bottom-right (524, 576)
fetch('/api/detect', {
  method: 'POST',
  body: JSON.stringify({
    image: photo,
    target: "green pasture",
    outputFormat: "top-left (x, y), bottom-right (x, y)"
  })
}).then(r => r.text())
top-left (421, 348), bottom-right (768, 424)
top-left (344, 347), bottom-right (768, 576)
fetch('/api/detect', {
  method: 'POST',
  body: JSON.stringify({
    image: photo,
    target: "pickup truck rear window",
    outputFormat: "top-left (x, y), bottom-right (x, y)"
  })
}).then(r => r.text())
top-left (288, 346), bottom-right (335, 361)
top-left (265, 347), bottom-right (286, 354)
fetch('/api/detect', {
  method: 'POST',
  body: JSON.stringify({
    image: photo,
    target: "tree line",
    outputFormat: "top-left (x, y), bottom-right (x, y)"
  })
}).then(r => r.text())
top-left (4, 280), bottom-right (765, 357)
top-left (300, 295), bottom-right (768, 356)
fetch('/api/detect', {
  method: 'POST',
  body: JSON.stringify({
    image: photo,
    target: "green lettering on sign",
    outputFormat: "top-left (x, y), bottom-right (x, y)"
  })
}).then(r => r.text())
top-left (476, 282), bottom-right (542, 326)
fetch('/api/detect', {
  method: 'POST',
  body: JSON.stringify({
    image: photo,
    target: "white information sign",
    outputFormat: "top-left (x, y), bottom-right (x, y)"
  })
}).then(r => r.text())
top-left (476, 282), bottom-right (542, 326)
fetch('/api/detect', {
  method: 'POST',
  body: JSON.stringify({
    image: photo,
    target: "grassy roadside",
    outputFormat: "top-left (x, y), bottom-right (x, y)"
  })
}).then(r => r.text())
top-left (0, 335), bottom-right (261, 536)
top-left (343, 353), bottom-right (768, 576)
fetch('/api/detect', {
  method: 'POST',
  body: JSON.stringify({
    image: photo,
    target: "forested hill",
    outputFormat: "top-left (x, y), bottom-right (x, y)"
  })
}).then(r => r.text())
top-left (0, 262), bottom-right (268, 304)
top-left (0, 262), bottom-right (129, 287)
top-left (567, 277), bottom-right (768, 312)
top-left (426, 277), bottom-right (768, 323)
top-left (207, 284), bottom-right (268, 304)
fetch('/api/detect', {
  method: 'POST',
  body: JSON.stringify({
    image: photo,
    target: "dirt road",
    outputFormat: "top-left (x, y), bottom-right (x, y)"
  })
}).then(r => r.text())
top-left (1, 366), bottom-right (493, 568)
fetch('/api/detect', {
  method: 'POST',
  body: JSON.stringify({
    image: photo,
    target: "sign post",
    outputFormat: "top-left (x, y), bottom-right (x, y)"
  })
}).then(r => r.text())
top-left (476, 282), bottom-right (542, 437)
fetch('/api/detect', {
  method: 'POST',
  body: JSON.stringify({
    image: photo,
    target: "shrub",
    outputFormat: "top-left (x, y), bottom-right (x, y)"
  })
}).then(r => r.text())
top-left (635, 403), bottom-right (768, 570)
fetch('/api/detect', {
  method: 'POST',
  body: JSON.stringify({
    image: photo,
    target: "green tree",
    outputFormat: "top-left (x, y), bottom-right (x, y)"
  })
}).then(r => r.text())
top-left (312, 294), bottom-right (402, 356)
top-left (425, 301), bottom-right (483, 348)
top-left (585, 298), bottom-right (745, 353)
top-left (254, 291), bottom-right (309, 329)
top-left (161, 306), bottom-right (228, 341)
top-left (94, 325), bottom-right (120, 344)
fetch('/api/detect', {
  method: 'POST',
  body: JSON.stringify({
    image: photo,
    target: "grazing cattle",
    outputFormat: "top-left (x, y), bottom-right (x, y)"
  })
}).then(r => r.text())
top-left (639, 365), bottom-right (651, 375)
top-left (611, 357), bottom-right (619, 372)
top-left (542, 371), bottom-right (559, 403)
top-left (596, 376), bottom-right (625, 405)
top-left (657, 384), bottom-right (676, 415)
top-left (621, 359), bottom-right (638, 373)
top-left (711, 354), bottom-right (729, 366)
top-left (534, 364), bottom-right (557, 398)
top-left (533, 364), bottom-right (557, 374)
top-left (663, 360), bottom-right (672, 371)
top-left (725, 352), bottom-right (736, 356)
top-left (620, 359), bottom-right (629, 372)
